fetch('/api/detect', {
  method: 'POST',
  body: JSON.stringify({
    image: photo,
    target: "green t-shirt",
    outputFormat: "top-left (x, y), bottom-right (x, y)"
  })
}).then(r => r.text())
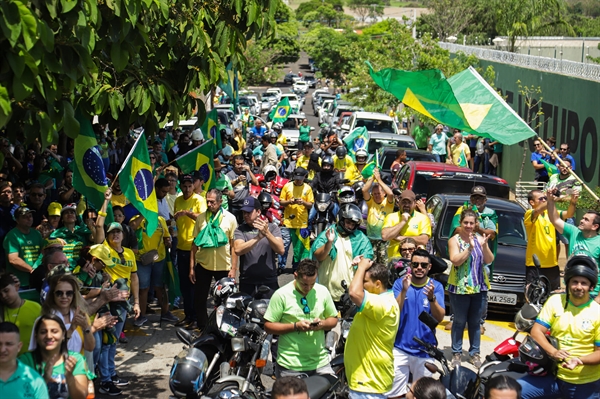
top-left (263, 280), bottom-right (337, 371)
top-left (562, 223), bottom-right (600, 297)
top-left (3, 228), bottom-right (43, 287)
top-left (299, 125), bottom-right (311, 143)
top-left (19, 351), bottom-right (88, 399)
top-left (214, 174), bottom-right (233, 210)
top-left (3, 300), bottom-right (42, 355)
top-left (412, 125), bottom-right (431, 149)
top-left (0, 360), bottom-right (49, 399)
top-left (50, 225), bottom-right (91, 269)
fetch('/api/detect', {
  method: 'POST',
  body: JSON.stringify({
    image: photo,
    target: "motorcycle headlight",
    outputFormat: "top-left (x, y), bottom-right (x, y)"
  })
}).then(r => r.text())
top-left (215, 305), bottom-right (225, 327)
top-left (316, 202), bottom-right (330, 212)
top-left (231, 337), bottom-right (247, 352)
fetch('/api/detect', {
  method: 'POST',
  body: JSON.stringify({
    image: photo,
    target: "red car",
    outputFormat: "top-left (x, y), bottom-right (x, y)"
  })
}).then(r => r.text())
top-left (392, 161), bottom-right (510, 200)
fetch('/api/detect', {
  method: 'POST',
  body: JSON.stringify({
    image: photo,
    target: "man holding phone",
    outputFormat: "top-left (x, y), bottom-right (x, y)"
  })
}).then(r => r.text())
top-left (227, 155), bottom-right (259, 224)
top-left (233, 197), bottom-right (284, 295)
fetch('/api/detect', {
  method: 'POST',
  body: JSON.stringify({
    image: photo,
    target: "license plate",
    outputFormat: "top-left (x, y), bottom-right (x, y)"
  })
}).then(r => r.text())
top-left (488, 292), bottom-right (517, 305)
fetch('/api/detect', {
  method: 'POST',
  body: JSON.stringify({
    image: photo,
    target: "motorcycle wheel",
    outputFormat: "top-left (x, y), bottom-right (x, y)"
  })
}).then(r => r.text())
top-left (207, 382), bottom-right (240, 395)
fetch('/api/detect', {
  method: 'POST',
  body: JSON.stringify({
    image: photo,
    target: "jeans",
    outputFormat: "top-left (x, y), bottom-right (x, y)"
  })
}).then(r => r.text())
top-left (519, 373), bottom-right (600, 399)
top-left (93, 330), bottom-right (102, 369)
top-left (473, 154), bottom-right (485, 173)
top-left (348, 390), bottom-right (387, 399)
top-left (177, 249), bottom-right (195, 321)
top-left (480, 290), bottom-right (488, 325)
top-left (432, 154), bottom-right (441, 162)
top-left (449, 292), bottom-right (485, 356)
top-left (99, 313), bottom-right (125, 382)
top-left (279, 227), bottom-right (292, 270)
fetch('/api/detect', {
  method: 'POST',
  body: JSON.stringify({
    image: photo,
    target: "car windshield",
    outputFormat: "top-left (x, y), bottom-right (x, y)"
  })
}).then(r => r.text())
top-left (440, 206), bottom-right (527, 246)
top-left (283, 118), bottom-right (302, 129)
top-left (368, 138), bottom-right (416, 154)
top-left (355, 119), bottom-right (395, 133)
top-left (412, 172), bottom-right (510, 200)
top-left (283, 95), bottom-right (298, 101)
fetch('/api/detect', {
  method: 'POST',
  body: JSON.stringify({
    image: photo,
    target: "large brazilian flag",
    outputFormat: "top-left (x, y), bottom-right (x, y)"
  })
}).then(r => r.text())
top-left (174, 139), bottom-right (216, 191)
top-left (117, 132), bottom-right (159, 236)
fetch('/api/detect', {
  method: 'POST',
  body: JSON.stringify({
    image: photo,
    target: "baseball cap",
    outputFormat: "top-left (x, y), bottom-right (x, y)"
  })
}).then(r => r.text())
top-left (61, 203), bottom-right (77, 214)
top-left (47, 202), bottom-right (62, 217)
top-left (180, 174), bottom-right (194, 183)
top-left (400, 189), bottom-right (416, 201)
top-left (293, 167), bottom-right (308, 179)
top-left (13, 206), bottom-right (34, 219)
top-left (89, 244), bottom-right (115, 267)
top-left (107, 222), bottom-right (123, 233)
top-left (240, 197), bottom-right (261, 213)
top-left (471, 186), bottom-right (487, 196)
top-left (43, 238), bottom-right (66, 251)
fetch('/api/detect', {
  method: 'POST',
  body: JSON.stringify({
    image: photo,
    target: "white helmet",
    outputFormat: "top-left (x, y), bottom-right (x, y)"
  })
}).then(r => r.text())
top-left (191, 128), bottom-right (203, 141)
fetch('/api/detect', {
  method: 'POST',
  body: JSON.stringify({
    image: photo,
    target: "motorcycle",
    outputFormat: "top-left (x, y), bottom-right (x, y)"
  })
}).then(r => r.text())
top-left (169, 280), bottom-right (253, 398)
top-left (313, 192), bottom-right (337, 238)
top-left (254, 173), bottom-right (289, 197)
top-left (300, 333), bottom-right (349, 399)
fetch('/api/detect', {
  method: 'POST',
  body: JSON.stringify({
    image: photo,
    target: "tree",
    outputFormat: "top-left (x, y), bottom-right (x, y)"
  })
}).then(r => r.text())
top-left (300, 27), bottom-right (360, 82)
top-left (347, 0), bottom-right (385, 24)
top-left (296, 0), bottom-right (344, 22)
top-left (0, 0), bottom-right (277, 145)
top-left (240, 41), bottom-right (281, 86)
top-left (420, 0), bottom-right (478, 40)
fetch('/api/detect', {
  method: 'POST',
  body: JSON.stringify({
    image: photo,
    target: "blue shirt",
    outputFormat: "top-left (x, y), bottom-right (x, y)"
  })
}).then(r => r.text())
top-left (531, 151), bottom-right (548, 178)
top-left (392, 277), bottom-right (445, 358)
top-left (250, 126), bottom-right (267, 138)
top-left (555, 154), bottom-right (576, 171)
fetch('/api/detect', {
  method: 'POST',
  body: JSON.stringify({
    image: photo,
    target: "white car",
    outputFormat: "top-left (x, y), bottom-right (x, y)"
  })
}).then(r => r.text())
top-left (266, 88), bottom-right (282, 100)
top-left (342, 111), bottom-right (401, 135)
top-left (293, 80), bottom-right (309, 94)
top-left (281, 93), bottom-right (302, 113)
top-left (318, 99), bottom-right (335, 124)
top-left (246, 94), bottom-right (262, 115)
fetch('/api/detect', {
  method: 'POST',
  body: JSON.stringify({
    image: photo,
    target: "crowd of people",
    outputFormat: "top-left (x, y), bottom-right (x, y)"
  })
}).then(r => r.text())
top-left (0, 119), bottom-right (599, 399)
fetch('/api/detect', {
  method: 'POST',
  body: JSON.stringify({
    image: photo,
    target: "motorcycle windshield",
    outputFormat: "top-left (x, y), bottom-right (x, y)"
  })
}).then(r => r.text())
top-left (175, 347), bottom-right (208, 370)
top-left (449, 366), bottom-right (479, 399)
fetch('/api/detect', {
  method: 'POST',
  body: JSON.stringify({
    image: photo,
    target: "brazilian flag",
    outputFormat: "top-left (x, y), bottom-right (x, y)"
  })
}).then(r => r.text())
top-left (71, 113), bottom-right (109, 213)
top-left (201, 108), bottom-right (222, 150)
top-left (540, 159), bottom-right (558, 177)
top-left (269, 97), bottom-right (291, 124)
top-left (174, 140), bottom-right (216, 191)
top-left (117, 132), bottom-right (159, 236)
top-left (457, 147), bottom-right (469, 167)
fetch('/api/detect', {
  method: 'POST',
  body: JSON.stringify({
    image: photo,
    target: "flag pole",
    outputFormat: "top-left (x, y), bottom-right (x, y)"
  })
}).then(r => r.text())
top-left (111, 132), bottom-right (147, 189)
top-left (536, 136), bottom-right (599, 202)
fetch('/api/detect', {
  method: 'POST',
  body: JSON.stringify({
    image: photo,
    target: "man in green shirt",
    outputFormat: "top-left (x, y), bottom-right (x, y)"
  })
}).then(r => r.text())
top-left (0, 322), bottom-right (49, 399)
top-left (3, 207), bottom-right (43, 288)
top-left (264, 259), bottom-right (338, 377)
top-left (411, 121), bottom-right (431, 150)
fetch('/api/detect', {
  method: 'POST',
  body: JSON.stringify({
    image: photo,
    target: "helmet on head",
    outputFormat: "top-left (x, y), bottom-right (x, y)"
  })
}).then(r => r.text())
top-left (564, 250), bottom-right (598, 289)
top-left (338, 186), bottom-right (355, 204)
top-left (355, 149), bottom-right (368, 164)
top-left (270, 131), bottom-right (278, 140)
top-left (243, 147), bottom-right (253, 161)
top-left (246, 299), bottom-right (270, 326)
top-left (321, 155), bottom-right (333, 170)
top-left (352, 181), bottom-right (365, 200)
top-left (263, 165), bottom-right (278, 182)
top-left (212, 277), bottom-right (237, 301)
top-left (257, 191), bottom-right (273, 211)
top-left (335, 146), bottom-right (347, 158)
top-left (273, 123), bottom-right (283, 131)
top-left (337, 203), bottom-right (362, 235)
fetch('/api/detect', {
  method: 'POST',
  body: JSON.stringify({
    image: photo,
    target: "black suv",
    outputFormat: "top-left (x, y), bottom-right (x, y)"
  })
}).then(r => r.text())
top-left (426, 194), bottom-right (527, 313)
top-left (283, 73), bottom-right (298, 85)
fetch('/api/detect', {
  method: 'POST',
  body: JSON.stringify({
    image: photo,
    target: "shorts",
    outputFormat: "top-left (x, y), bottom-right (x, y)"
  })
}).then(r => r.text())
top-left (526, 265), bottom-right (561, 292)
top-left (387, 347), bottom-right (433, 397)
top-left (137, 259), bottom-right (166, 289)
top-left (349, 390), bottom-right (387, 399)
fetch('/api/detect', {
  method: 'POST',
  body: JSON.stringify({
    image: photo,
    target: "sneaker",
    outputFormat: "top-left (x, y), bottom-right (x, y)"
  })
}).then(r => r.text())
top-left (99, 381), bottom-right (122, 396)
top-left (480, 324), bottom-right (486, 335)
top-left (119, 332), bottom-right (128, 344)
top-left (111, 375), bottom-right (130, 387)
top-left (470, 354), bottom-right (482, 368)
top-left (451, 353), bottom-right (461, 369)
top-left (445, 321), bottom-right (453, 330)
top-left (133, 316), bottom-right (148, 327)
top-left (161, 311), bottom-right (180, 323)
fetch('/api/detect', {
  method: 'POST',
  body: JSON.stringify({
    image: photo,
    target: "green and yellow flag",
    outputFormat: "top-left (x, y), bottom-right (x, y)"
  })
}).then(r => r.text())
top-left (201, 108), bottom-right (221, 150)
top-left (541, 159), bottom-right (558, 177)
top-left (457, 148), bottom-right (469, 167)
top-left (269, 97), bottom-right (292, 124)
top-left (117, 132), bottom-right (159, 236)
top-left (361, 149), bottom-right (379, 179)
top-left (174, 140), bottom-right (216, 191)
top-left (71, 113), bottom-right (109, 212)
top-left (343, 126), bottom-right (369, 162)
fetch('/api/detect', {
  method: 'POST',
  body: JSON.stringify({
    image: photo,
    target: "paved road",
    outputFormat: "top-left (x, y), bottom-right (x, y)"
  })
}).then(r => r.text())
top-left (96, 57), bottom-right (524, 398)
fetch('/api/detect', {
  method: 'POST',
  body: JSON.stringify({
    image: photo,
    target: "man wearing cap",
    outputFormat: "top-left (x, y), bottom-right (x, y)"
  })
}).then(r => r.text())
top-left (29, 239), bottom-right (69, 302)
top-left (227, 155), bottom-right (259, 223)
top-left (191, 170), bottom-right (206, 197)
top-left (49, 203), bottom-right (97, 268)
top-left (261, 135), bottom-right (279, 175)
top-left (381, 190), bottom-right (431, 260)
top-left (174, 174), bottom-right (207, 329)
top-left (46, 202), bottom-right (62, 231)
top-left (234, 197), bottom-right (284, 294)
top-left (168, 132), bottom-right (192, 161)
top-left (296, 143), bottom-right (320, 181)
top-left (190, 189), bottom-right (238, 331)
top-left (191, 128), bottom-right (204, 148)
top-left (3, 206), bottom-right (43, 288)
top-left (279, 167), bottom-right (314, 271)
top-left (213, 159), bottom-right (235, 210)
top-left (363, 169), bottom-right (395, 263)
top-left (428, 124), bottom-right (448, 163)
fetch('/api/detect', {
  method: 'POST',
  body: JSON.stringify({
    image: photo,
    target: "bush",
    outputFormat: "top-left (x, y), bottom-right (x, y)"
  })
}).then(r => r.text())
top-left (577, 185), bottom-right (600, 212)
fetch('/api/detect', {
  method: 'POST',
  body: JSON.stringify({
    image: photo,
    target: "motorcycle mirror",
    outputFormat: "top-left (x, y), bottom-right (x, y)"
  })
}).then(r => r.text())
top-left (425, 362), bottom-right (440, 374)
top-left (341, 280), bottom-right (348, 289)
top-left (176, 328), bottom-right (193, 346)
top-left (418, 311), bottom-right (440, 333)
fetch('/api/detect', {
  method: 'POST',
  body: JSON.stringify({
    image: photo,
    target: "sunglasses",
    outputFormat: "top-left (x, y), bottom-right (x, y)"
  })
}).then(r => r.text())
top-left (560, 148), bottom-right (568, 151)
top-left (300, 297), bottom-right (310, 315)
top-left (411, 262), bottom-right (430, 269)
top-left (55, 290), bottom-right (74, 298)
top-left (534, 143), bottom-right (542, 147)
top-left (538, 196), bottom-right (547, 201)
top-left (401, 247), bottom-right (416, 252)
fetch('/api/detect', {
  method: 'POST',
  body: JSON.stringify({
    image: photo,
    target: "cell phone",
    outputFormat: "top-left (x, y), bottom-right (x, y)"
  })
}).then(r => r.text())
top-left (259, 214), bottom-right (267, 221)
top-left (310, 321), bottom-right (319, 327)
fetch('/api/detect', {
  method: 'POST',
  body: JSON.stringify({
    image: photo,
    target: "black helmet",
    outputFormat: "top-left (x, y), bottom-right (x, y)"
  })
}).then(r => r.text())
top-left (564, 250), bottom-right (598, 289)
top-left (243, 148), bottom-right (253, 161)
top-left (212, 277), bottom-right (237, 301)
top-left (335, 146), bottom-right (347, 158)
top-left (322, 155), bottom-right (333, 167)
top-left (270, 131), bottom-right (278, 140)
top-left (338, 186), bottom-right (355, 204)
top-left (257, 191), bottom-right (273, 211)
top-left (337, 203), bottom-right (362, 235)
top-left (246, 299), bottom-right (270, 326)
top-left (169, 347), bottom-right (208, 397)
top-left (519, 335), bottom-right (559, 372)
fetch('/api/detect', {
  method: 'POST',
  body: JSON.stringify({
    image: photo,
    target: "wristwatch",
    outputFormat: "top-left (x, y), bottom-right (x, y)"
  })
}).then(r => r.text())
top-left (429, 295), bottom-right (436, 303)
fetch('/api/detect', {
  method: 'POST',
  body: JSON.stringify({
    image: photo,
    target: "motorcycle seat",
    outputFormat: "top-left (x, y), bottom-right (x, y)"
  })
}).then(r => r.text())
top-left (304, 375), bottom-right (333, 398)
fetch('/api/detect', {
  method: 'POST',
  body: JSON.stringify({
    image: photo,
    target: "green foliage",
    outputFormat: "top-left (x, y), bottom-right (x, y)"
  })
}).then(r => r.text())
top-left (296, 0), bottom-right (344, 22)
top-left (297, 2), bottom-right (347, 27)
top-left (0, 0), bottom-right (277, 143)
top-left (240, 41), bottom-right (281, 85)
top-left (301, 27), bottom-right (360, 81)
top-left (346, 0), bottom-right (385, 23)
top-left (577, 185), bottom-right (600, 212)
top-left (261, 21), bottom-right (301, 63)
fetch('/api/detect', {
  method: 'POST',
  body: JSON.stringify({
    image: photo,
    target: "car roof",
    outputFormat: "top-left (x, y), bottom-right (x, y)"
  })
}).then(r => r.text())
top-left (354, 111), bottom-right (394, 121)
top-left (409, 161), bottom-right (470, 172)
top-left (430, 194), bottom-right (525, 213)
top-left (370, 132), bottom-right (412, 140)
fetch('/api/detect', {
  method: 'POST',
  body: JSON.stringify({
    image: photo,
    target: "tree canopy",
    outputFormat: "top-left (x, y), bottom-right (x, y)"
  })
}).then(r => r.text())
top-left (0, 0), bottom-right (278, 145)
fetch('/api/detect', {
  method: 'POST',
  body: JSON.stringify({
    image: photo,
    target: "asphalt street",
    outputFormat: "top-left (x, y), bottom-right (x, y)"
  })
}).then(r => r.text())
top-left (94, 56), bottom-right (535, 398)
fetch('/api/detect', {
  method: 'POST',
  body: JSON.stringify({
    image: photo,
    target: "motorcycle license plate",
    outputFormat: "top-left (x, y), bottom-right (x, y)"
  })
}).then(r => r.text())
top-left (488, 292), bottom-right (517, 305)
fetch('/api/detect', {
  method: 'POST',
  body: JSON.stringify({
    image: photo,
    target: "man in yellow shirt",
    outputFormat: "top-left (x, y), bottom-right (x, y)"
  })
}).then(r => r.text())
top-left (190, 189), bottom-right (238, 330)
top-left (109, 179), bottom-right (129, 208)
top-left (173, 174), bottom-right (206, 329)
top-left (333, 146), bottom-right (354, 173)
top-left (381, 190), bottom-right (431, 259)
top-left (279, 167), bottom-right (314, 271)
top-left (346, 258), bottom-right (400, 397)
top-left (296, 143), bottom-right (320, 180)
top-left (362, 169), bottom-right (395, 263)
top-left (449, 131), bottom-right (471, 167)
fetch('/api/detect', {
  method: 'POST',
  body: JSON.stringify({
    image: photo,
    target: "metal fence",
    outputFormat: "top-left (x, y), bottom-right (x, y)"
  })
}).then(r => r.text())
top-left (515, 181), bottom-right (545, 210)
top-left (438, 43), bottom-right (600, 82)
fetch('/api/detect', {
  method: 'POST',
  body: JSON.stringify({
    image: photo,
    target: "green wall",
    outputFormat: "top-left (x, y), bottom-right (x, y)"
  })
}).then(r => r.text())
top-left (479, 60), bottom-right (600, 189)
